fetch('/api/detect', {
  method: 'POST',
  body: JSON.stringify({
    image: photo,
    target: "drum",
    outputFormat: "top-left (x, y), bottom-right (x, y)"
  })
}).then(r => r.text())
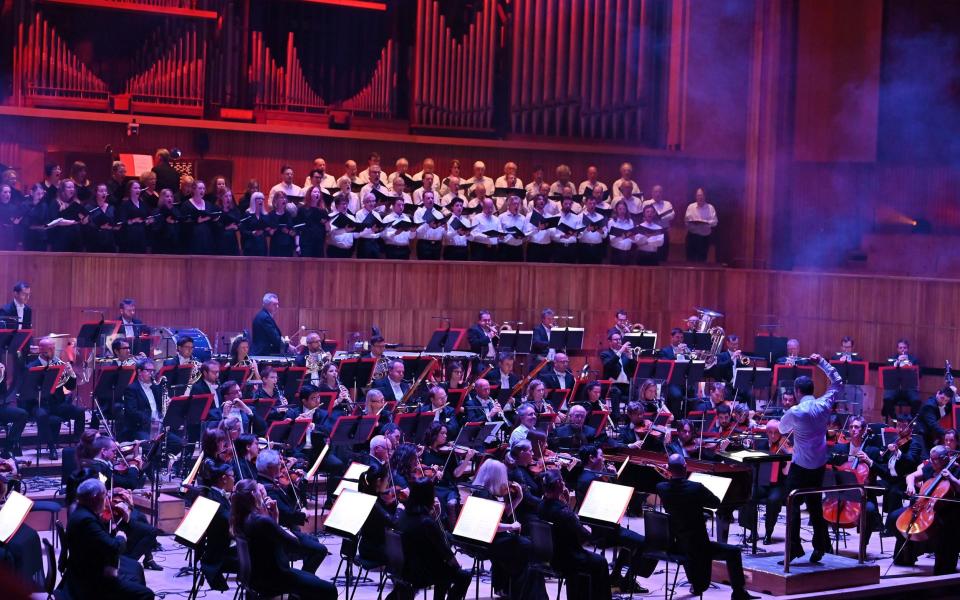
top-left (151, 327), bottom-right (213, 362)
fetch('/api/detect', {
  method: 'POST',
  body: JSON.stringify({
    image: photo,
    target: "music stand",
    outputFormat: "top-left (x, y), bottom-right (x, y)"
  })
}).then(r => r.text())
top-left (222, 365), bottom-right (251, 385)
top-left (586, 410), bottom-right (610, 434)
top-left (425, 328), bottom-right (466, 352)
top-left (394, 411), bottom-right (435, 445)
top-left (879, 366), bottom-right (920, 395)
top-left (455, 421), bottom-right (501, 448)
top-left (534, 413), bottom-right (557, 434)
top-left (76, 320), bottom-right (119, 350)
top-left (338, 358), bottom-right (376, 393)
top-left (265, 418), bottom-right (312, 449)
top-left (682, 332), bottom-right (712, 353)
top-left (0, 491), bottom-right (33, 544)
top-left (498, 330), bottom-right (533, 353)
top-left (772, 364), bottom-right (815, 390)
top-left (733, 367), bottom-right (772, 403)
top-left (668, 361), bottom-right (706, 414)
top-left (173, 495), bottom-right (220, 600)
top-left (447, 388), bottom-right (469, 414)
top-left (280, 366), bottom-right (307, 401)
top-left (624, 332), bottom-right (657, 352)
top-left (549, 327), bottom-right (584, 354)
top-left (157, 364), bottom-right (194, 395)
top-left (21, 363), bottom-right (62, 453)
top-left (163, 394), bottom-right (213, 442)
top-left (754, 335), bottom-right (788, 364)
top-left (633, 358), bottom-right (674, 384)
top-left (545, 389), bottom-right (570, 413)
top-left (328, 415), bottom-right (379, 447)
top-left (831, 361), bottom-right (868, 415)
top-left (94, 365), bottom-right (136, 427)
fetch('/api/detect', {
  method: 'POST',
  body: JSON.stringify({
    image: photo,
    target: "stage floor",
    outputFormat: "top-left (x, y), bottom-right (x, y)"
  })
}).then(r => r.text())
top-left (25, 504), bottom-right (960, 600)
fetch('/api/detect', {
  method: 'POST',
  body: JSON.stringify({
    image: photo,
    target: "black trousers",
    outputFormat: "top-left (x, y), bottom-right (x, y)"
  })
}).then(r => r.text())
top-left (685, 232), bottom-right (711, 262)
top-left (356, 238), bottom-right (381, 259)
top-left (384, 244), bottom-right (411, 260)
top-left (416, 240), bottom-right (442, 261)
top-left (0, 403), bottom-right (28, 450)
top-left (699, 541), bottom-right (748, 594)
top-left (636, 250), bottom-right (659, 266)
top-left (387, 564), bottom-right (471, 600)
top-left (785, 464), bottom-right (830, 556)
top-left (525, 243), bottom-right (553, 263)
top-left (553, 243), bottom-right (578, 264)
top-left (443, 245), bottom-right (468, 261)
top-left (469, 242), bottom-right (497, 261)
top-left (577, 243), bottom-right (605, 264)
top-left (657, 230), bottom-right (670, 263)
top-left (326, 245), bottom-right (354, 258)
top-left (557, 550), bottom-right (611, 600)
top-left (488, 532), bottom-right (547, 600)
top-left (498, 243), bottom-right (524, 262)
top-left (609, 248), bottom-right (634, 265)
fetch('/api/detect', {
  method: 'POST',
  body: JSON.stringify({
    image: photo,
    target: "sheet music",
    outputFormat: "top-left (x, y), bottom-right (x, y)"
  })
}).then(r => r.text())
top-left (174, 495), bottom-right (219, 546)
top-left (724, 450), bottom-right (770, 462)
top-left (689, 472), bottom-right (732, 504)
top-left (334, 479), bottom-right (360, 496)
top-left (323, 490), bottom-right (377, 536)
top-left (0, 491), bottom-right (33, 544)
top-left (578, 481), bottom-right (633, 524)
top-left (452, 496), bottom-right (504, 544)
top-left (343, 461), bottom-right (371, 481)
top-left (305, 444), bottom-right (330, 480)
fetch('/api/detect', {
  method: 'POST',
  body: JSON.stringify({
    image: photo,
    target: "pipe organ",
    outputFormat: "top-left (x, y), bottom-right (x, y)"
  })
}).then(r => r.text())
top-left (249, 31), bottom-right (327, 118)
top-left (339, 40), bottom-right (396, 118)
top-left (124, 24), bottom-right (207, 117)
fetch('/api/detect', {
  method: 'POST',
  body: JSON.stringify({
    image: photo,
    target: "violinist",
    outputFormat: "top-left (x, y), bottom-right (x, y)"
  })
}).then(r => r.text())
top-left (508, 402), bottom-right (537, 447)
top-left (875, 414), bottom-right (924, 520)
top-left (418, 385), bottom-right (460, 439)
top-left (419, 422), bottom-right (477, 528)
top-left (707, 404), bottom-right (738, 442)
top-left (200, 426), bottom-right (234, 468)
top-left (232, 433), bottom-right (259, 481)
top-left (918, 387), bottom-right (954, 450)
top-left (356, 467), bottom-right (399, 567)
top-left (506, 439), bottom-right (544, 528)
top-left (663, 419), bottom-right (701, 458)
top-left (365, 434), bottom-right (393, 472)
top-left (254, 449), bottom-right (329, 573)
top-left (550, 404), bottom-right (596, 451)
top-left (616, 401), bottom-right (666, 452)
top-left (63, 478), bottom-right (155, 600)
top-left (471, 459), bottom-right (549, 600)
top-left (748, 420), bottom-right (792, 544)
top-left (574, 445), bottom-right (655, 595)
top-left (197, 461), bottom-right (237, 591)
top-left (888, 444), bottom-right (960, 572)
top-left (695, 381), bottom-right (730, 413)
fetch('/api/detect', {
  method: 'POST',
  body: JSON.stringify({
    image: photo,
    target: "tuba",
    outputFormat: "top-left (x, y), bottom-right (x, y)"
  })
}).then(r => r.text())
top-left (702, 327), bottom-right (726, 369)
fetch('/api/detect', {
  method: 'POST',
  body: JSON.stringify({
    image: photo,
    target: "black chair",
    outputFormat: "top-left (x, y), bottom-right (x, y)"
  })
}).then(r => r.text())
top-left (233, 536), bottom-right (261, 600)
top-left (384, 529), bottom-right (431, 600)
top-left (29, 500), bottom-right (62, 551)
top-left (333, 535), bottom-right (385, 600)
top-left (452, 537), bottom-right (494, 600)
top-left (42, 538), bottom-right (57, 599)
top-left (54, 521), bottom-right (67, 575)
top-left (527, 518), bottom-right (590, 600)
top-left (643, 511), bottom-right (690, 600)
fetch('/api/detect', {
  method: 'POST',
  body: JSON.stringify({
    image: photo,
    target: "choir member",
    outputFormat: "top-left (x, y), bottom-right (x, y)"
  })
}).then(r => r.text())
top-left (498, 195), bottom-right (528, 262)
top-left (107, 160), bottom-right (127, 205)
top-left (139, 170), bottom-right (159, 209)
top-left (0, 184), bottom-right (21, 250)
top-left (67, 160), bottom-right (93, 204)
top-left (495, 161), bottom-right (524, 191)
top-left (149, 188), bottom-right (180, 254)
top-left (84, 182), bottom-right (118, 253)
top-left (523, 165), bottom-right (546, 202)
top-left (118, 180), bottom-right (150, 254)
top-left (214, 190), bottom-right (242, 255)
top-left (469, 197), bottom-right (502, 261)
top-left (358, 152), bottom-right (388, 186)
top-left (608, 199), bottom-right (636, 265)
top-left (177, 174), bottom-right (195, 204)
top-left (464, 160), bottom-right (495, 196)
top-left (238, 178), bottom-right (260, 212)
top-left (266, 193), bottom-right (297, 257)
top-left (548, 164), bottom-right (576, 200)
top-left (21, 183), bottom-right (48, 250)
top-left (610, 161), bottom-right (641, 202)
top-left (578, 165), bottom-right (608, 198)
top-left (179, 180), bottom-right (216, 255)
top-left (240, 191), bottom-right (270, 256)
top-left (578, 195), bottom-right (607, 264)
top-left (635, 204), bottom-right (665, 265)
top-left (297, 185), bottom-right (328, 258)
top-left (382, 197), bottom-right (416, 260)
top-left (642, 184), bottom-right (674, 261)
top-left (412, 172), bottom-right (438, 204)
top-left (48, 179), bottom-right (84, 252)
top-left (413, 189), bottom-right (444, 260)
top-left (551, 195), bottom-right (580, 264)
top-left (443, 197), bottom-right (470, 260)
top-left (353, 192), bottom-right (382, 259)
top-left (525, 195), bottom-right (554, 263)
top-left (684, 187), bottom-right (718, 262)
top-left (302, 157), bottom-right (336, 189)
top-left (268, 165), bottom-right (302, 207)
top-left (387, 156), bottom-right (410, 186)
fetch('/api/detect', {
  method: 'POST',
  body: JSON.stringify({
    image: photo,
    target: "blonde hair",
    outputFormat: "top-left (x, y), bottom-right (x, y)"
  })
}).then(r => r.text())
top-left (473, 459), bottom-right (508, 494)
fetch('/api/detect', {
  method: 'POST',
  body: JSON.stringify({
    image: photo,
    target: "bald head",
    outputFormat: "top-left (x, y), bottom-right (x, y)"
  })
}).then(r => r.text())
top-left (667, 453), bottom-right (687, 477)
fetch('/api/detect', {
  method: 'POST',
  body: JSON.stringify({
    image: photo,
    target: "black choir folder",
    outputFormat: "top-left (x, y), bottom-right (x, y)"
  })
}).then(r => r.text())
top-left (578, 481), bottom-right (633, 526)
top-left (323, 489), bottom-right (378, 538)
top-left (452, 495), bottom-right (505, 545)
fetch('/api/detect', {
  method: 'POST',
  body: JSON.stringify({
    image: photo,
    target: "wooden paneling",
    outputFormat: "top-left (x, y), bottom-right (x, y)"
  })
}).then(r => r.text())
top-left (4, 252), bottom-right (959, 378)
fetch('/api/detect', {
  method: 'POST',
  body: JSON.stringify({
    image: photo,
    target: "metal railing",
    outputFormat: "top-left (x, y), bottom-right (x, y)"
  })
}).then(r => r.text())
top-left (783, 484), bottom-right (868, 573)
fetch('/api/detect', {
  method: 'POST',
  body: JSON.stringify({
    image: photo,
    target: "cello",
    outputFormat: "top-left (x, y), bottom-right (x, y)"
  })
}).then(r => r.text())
top-left (822, 431), bottom-right (872, 528)
top-left (895, 452), bottom-right (960, 543)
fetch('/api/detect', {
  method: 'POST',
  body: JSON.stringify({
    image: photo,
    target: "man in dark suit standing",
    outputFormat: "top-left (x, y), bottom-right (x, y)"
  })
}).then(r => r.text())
top-left (530, 307), bottom-right (555, 364)
top-left (0, 280), bottom-right (31, 330)
top-left (151, 148), bottom-right (181, 194)
top-left (656, 454), bottom-right (757, 600)
top-left (466, 309), bottom-right (498, 367)
top-left (117, 298), bottom-right (151, 355)
top-left (64, 478), bottom-right (154, 600)
top-left (251, 292), bottom-right (295, 356)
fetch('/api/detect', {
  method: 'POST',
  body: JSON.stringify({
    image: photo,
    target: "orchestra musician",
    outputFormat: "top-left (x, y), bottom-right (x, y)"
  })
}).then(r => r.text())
top-left (230, 479), bottom-right (337, 599)
top-left (776, 339), bottom-right (808, 366)
top-left (875, 413), bottom-right (924, 523)
top-left (550, 404), bottom-right (595, 450)
top-left (744, 420), bottom-right (792, 544)
top-left (361, 389), bottom-right (393, 432)
top-left (0, 282), bottom-right (29, 452)
top-left (882, 339), bottom-right (922, 419)
top-left (656, 454), bottom-right (758, 600)
top-left (121, 357), bottom-right (184, 457)
top-left (466, 309), bottom-right (499, 366)
top-left (616, 401), bottom-right (665, 452)
top-left (777, 354), bottom-right (843, 565)
top-left (506, 439), bottom-right (544, 528)
top-left (232, 433), bottom-right (259, 481)
top-left (117, 298), bottom-right (149, 353)
top-left (509, 402), bottom-right (538, 447)
top-left (191, 360), bottom-right (224, 419)
top-left (463, 378), bottom-right (502, 423)
top-left (23, 337), bottom-right (83, 460)
top-left (418, 422), bottom-right (477, 528)
top-left (714, 334), bottom-right (746, 381)
top-left (494, 352), bottom-right (521, 403)
top-left (63, 478), bottom-right (155, 600)
top-left (418, 386), bottom-right (460, 438)
top-left (255, 449), bottom-right (330, 573)
top-left (196, 461), bottom-right (237, 591)
top-left (833, 336), bottom-right (858, 362)
top-left (227, 335), bottom-right (262, 383)
top-left (0, 280), bottom-right (30, 330)
top-left (294, 332), bottom-right (324, 386)
top-left (888, 444), bottom-right (960, 572)
top-left (251, 292), bottom-right (296, 356)
top-left (373, 359), bottom-right (410, 406)
top-left (919, 387), bottom-right (954, 450)
top-left (600, 331), bottom-right (635, 419)
top-left (540, 352), bottom-right (574, 391)
top-left (663, 418), bottom-right (701, 458)
top-left (530, 308), bottom-right (555, 363)
top-left (355, 467), bottom-right (400, 568)
top-left (826, 416), bottom-right (883, 545)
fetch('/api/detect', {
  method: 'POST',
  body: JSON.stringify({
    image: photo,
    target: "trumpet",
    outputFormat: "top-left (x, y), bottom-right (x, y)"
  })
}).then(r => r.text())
top-left (892, 354), bottom-right (913, 367)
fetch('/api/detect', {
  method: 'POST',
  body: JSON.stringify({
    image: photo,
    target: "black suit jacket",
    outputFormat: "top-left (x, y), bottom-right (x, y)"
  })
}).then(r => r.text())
top-left (658, 346), bottom-right (678, 360)
top-left (918, 397), bottom-right (947, 447)
top-left (64, 505), bottom-right (126, 595)
top-left (655, 478), bottom-right (720, 592)
top-left (539, 367), bottom-right (575, 391)
top-left (396, 509), bottom-right (457, 587)
top-left (466, 324), bottom-right (494, 358)
top-left (0, 300), bottom-right (31, 330)
top-left (531, 324), bottom-right (551, 357)
top-left (243, 514), bottom-right (300, 594)
top-left (539, 497), bottom-right (591, 570)
top-left (122, 382), bottom-right (163, 438)
top-left (21, 358), bottom-right (76, 411)
top-left (199, 486), bottom-right (234, 586)
top-left (549, 423), bottom-right (596, 450)
top-left (599, 348), bottom-right (635, 381)
top-left (251, 308), bottom-right (283, 356)
top-left (152, 162), bottom-right (180, 196)
top-left (373, 377), bottom-right (410, 404)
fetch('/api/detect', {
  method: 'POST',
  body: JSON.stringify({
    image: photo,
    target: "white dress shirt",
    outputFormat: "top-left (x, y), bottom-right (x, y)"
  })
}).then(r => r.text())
top-left (552, 212), bottom-right (581, 246)
top-left (578, 180), bottom-right (608, 196)
top-left (444, 215), bottom-right (470, 247)
top-left (611, 178), bottom-right (641, 201)
top-left (122, 318), bottom-right (136, 340)
top-left (608, 217), bottom-right (636, 251)
top-left (357, 168), bottom-right (388, 186)
top-left (635, 221), bottom-right (665, 253)
top-left (685, 203), bottom-right (718, 236)
top-left (412, 171), bottom-right (441, 190)
top-left (778, 358), bottom-right (844, 469)
top-left (494, 175), bottom-right (524, 190)
top-left (642, 199), bottom-right (675, 227)
top-left (268, 182), bottom-right (303, 206)
top-left (383, 212), bottom-right (416, 246)
top-left (499, 212), bottom-right (528, 247)
top-left (414, 207), bottom-right (446, 241)
top-left (527, 211), bottom-right (554, 246)
top-left (464, 176), bottom-right (495, 196)
top-left (579, 210), bottom-right (607, 245)
top-left (302, 173), bottom-right (337, 190)
top-left (327, 211), bottom-right (356, 249)
top-left (470, 213), bottom-right (502, 246)
top-left (353, 208), bottom-right (382, 241)
top-left (141, 381), bottom-right (160, 420)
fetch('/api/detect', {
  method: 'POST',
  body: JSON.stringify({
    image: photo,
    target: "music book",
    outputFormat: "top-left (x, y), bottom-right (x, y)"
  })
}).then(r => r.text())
top-left (582, 216), bottom-right (607, 229)
top-left (449, 218), bottom-right (476, 232)
top-left (323, 489), bottom-right (378, 537)
top-left (387, 218), bottom-right (418, 232)
top-left (305, 444), bottom-right (331, 480)
top-left (578, 480), bottom-right (633, 525)
top-left (687, 219), bottom-right (712, 226)
top-left (608, 225), bottom-right (638, 238)
top-left (481, 229), bottom-right (507, 238)
top-left (557, 222), bottom-right (585, 235)
top-left (689, 472), bottom-right (732, 504)
top-left (452, 496), bottom-right (505, 545)
top-left (179, 452), bottom-right (207, 491)
top-left (331, 212), bottom-right (356, 229)
top-left (636, 225), bottom-right (663, 236)
top-left (174, 495), bottom-right (219, 547)
top-left (528, 212), bottom-right (560, 228)
top-left (358, 212), bottom-right (385, 230)
top-left (0, 491), bottom-right (33, 544)
top-left (334, 479), bottom-right (359, 496)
